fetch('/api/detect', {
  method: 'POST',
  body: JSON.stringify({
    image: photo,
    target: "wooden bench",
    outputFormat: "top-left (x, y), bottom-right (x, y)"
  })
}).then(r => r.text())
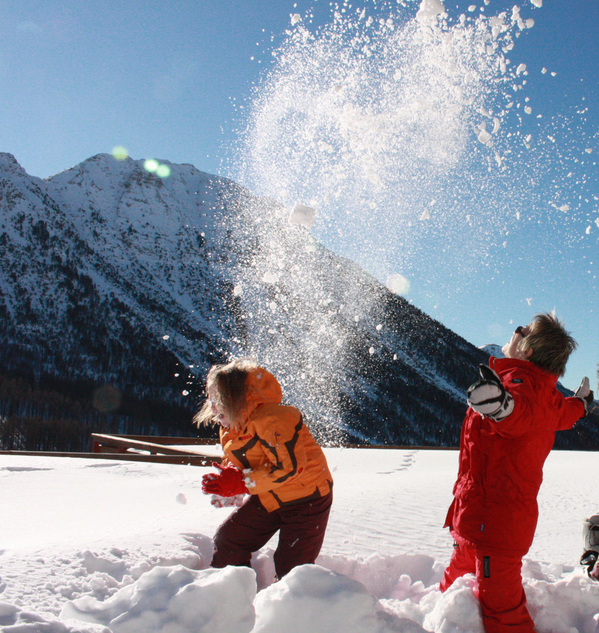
top-left (90, 433), bottom-right (222, 466)
top-left (0, 437), bottom-right (457, 465)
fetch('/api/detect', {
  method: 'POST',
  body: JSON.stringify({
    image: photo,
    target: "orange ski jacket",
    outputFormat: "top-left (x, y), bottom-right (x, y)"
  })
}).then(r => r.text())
top-left (219, 367), bottom-right (333, 512)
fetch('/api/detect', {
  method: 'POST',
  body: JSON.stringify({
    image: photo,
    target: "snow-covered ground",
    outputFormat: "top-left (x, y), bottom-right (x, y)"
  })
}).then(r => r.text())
top-left (1, 447), bottom-right (599, 632)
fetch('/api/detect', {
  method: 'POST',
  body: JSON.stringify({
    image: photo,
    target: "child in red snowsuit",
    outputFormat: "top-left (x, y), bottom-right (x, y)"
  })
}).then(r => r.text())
top-left (194, 358), bottom-right (333, 580)
top-left (441, 313), bottom-right (593, 632)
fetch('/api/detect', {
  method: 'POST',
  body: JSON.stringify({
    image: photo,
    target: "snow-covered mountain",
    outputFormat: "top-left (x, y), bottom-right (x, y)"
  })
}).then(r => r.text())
top-left (1, 152), bottom-right (596, 450)
top-left (479, 344), bottom-right (504, 358)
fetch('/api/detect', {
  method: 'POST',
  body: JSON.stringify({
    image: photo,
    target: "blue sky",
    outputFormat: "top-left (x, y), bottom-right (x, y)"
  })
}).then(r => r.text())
top-left (1, 0), bottom-right (598, 394)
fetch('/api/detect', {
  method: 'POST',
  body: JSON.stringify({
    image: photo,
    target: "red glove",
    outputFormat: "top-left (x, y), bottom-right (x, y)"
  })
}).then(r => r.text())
top-left (202, 462), bottom-right (248, 497)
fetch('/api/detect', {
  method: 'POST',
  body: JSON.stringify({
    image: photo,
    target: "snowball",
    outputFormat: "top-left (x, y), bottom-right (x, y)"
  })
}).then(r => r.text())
top-left (477, 127), bottom-right (492, 145)
top-left (415, 0), bottom-right (446, 26)
top-left (262, 271), bottom-right (280, 284)
top-left (290, 14), bottom-right (301, 26)
top-left (289, 203), bottom-right (316, 229)
top-left (386, 274), bottom-right (410, 295)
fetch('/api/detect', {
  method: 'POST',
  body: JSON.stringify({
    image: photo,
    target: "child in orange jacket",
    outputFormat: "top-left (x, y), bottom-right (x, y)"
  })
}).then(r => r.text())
top-left (194, 358), bottom-right (333, 580)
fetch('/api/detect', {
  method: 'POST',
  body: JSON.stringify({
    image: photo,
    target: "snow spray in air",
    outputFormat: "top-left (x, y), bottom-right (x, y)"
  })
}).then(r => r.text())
top-left (236, 0), bottom-right (542, 274)
top-left (225, 0), bottom-right (594, 441)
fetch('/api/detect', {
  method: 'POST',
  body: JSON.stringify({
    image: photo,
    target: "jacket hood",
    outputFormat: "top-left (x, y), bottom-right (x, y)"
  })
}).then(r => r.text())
top-left (242, 367), bottom-right (283, 422)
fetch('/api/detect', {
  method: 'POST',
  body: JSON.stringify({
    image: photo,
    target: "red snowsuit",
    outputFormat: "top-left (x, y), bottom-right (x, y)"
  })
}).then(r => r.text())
top-left (441, 357), bottom-right (585, 632)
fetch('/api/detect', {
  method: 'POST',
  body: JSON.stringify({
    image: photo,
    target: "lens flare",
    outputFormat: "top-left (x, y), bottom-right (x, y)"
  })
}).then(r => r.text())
top-left (144, 159), bottom-right (171, 178)
top-left (156, 164), bottom-right (171, 178)
top-left (112, 146), bottom-right (129, 161)
top-left (144, 159), bottom-right (159, 173)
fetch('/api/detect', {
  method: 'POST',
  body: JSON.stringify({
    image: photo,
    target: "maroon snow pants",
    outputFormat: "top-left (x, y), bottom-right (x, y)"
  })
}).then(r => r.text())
top-left (211, 490), bottom-right (332, 579)
top-left (440, 540), bottom-right (536, 633)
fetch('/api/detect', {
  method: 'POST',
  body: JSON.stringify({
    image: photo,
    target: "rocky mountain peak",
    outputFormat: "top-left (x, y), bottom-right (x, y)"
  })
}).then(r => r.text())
top-left (1, 154), bottom-right (597, 451)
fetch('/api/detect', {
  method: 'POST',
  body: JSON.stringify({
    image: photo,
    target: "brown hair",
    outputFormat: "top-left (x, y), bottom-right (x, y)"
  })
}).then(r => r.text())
top-left (192, 358), bottom-right (258, 430)
top-left (520, 312), bottom-right (576, 377)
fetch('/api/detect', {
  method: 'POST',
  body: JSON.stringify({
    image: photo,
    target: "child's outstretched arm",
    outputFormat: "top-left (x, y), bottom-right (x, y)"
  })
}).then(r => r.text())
top-left (574, 376), bottom-right (594, 414)
top-left (467, 364), bottom-right (515, 422)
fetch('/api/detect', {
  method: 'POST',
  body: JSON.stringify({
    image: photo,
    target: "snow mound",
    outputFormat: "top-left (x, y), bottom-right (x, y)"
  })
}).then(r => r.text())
top-left (253, 564), bottom-right (425, 633)
top-left (61, 565), bottom-right (256, 633)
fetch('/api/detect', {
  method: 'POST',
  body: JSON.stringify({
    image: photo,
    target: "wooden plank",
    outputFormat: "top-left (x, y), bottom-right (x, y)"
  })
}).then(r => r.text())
top-left (0, 450), bottom-right (214, 466)
top-left (0, 438), bottom-right (459, 468)
top-left (91, 433), bottom-right (222, 461)
top-left (91, 435), bottom-right (218, 445)
top-left (90, 434), bottom-right (457, 452)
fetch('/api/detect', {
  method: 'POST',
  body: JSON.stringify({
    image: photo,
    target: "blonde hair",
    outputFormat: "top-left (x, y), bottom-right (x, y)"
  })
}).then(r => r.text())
top-left (520, 312), bottom-right (576, 377)
top-left (193, 358), bottom-right (259, 430)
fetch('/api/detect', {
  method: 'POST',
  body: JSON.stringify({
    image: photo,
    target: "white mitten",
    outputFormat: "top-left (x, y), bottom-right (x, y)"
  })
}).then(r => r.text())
top-left (574, 377), bottom-right (594, 414)
top-left (467, 365), bottom-right (514, 421)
